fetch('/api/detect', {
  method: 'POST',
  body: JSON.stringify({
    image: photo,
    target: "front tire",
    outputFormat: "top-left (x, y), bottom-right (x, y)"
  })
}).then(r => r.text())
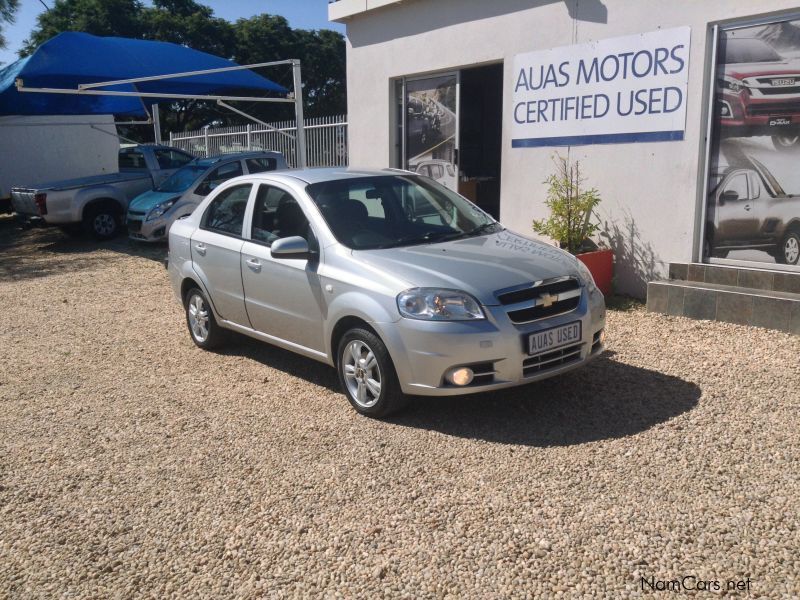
top-left (184, 287), bottom-right (224, 349)
top-left (337, 328), bottom-right (407, 418)
top-left (772, 134), bottom-right (800, 152)
top-left (776, 229), bottom-right (800, 265)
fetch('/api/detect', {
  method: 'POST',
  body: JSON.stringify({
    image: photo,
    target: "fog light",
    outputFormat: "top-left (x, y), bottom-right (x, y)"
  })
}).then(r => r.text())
top-left (445, 367), bottom-right (474, 386)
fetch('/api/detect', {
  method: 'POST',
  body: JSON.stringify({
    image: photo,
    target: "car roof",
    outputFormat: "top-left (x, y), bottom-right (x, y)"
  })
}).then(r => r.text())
top-left (266, 167), bottom-right (414, 185)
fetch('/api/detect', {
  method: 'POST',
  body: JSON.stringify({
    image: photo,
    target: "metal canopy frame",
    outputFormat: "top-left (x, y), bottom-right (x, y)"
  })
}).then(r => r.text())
top-left (15, 59), bottom-right (307, 168)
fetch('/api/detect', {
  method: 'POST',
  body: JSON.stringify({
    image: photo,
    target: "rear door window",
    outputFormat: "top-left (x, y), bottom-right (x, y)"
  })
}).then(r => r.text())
top-left (246, 158), bottom-right (278, 173)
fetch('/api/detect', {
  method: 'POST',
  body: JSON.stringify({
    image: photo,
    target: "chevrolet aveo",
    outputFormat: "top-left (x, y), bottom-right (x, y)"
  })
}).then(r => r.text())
top-left (167, 168), bottom-right (606, 417)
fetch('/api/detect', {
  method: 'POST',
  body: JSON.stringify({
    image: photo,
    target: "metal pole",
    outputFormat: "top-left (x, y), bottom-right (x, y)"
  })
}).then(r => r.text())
top-left (247, 124), bottom-right (252, 151)
top-left (203, 126), bottom-right (210, 158)
top-left (292, 60), bottom-right (307, 169)
top-left (152, 103), bottom-right (162, 144)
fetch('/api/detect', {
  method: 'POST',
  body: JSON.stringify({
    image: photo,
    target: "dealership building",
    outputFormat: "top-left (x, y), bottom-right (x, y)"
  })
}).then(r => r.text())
top-left (330, 0), bottom-right (800, 333)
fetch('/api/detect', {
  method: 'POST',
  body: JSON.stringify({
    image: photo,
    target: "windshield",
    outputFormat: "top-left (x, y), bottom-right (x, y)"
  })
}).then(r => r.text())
top-left (156, 164), bottom-right (207, 193)
top-left (721, 38), bottom-right (782, 64)
top-left (305, 174), bottom-right (501, 250)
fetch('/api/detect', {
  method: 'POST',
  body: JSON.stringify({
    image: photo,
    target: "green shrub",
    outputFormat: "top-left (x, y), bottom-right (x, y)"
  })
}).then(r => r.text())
top-left (532, 154), bottom-right (601, 255)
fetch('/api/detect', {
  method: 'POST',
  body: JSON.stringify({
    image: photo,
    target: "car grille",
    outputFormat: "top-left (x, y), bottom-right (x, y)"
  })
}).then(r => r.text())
top-left (127, 219), bottom-right (142, 232)
top-left (496, 277), bottom-right (581, 324)
top-left (128, 210), bottom-right (146, 216)
top-left (746, 101), bottom-right (800, 116)
top-left (757, 86), bottom-right (800, 95)
top-left (522, 342), bottom-right (583, 377)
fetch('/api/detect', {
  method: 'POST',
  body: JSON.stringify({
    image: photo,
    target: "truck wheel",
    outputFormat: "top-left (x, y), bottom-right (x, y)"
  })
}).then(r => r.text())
top-left (83, 204), bottom-right (120, 240)
top-left (772, 134), bottom-right (800, 152)
top-left (777, 229), bottom-right (800, 265)
top-left (337, 328), bottom-right (408, 418)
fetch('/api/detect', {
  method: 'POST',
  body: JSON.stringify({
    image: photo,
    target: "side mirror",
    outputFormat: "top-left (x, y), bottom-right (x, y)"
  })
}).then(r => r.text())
top-left (271, 235), bottom-right (311, 259)
top-left (720, 190), bottom-right (738, 205)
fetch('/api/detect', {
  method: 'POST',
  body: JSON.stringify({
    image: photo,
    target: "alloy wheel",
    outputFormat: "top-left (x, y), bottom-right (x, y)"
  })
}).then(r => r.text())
top-left (93, 213), bottom-right (116, 237)
top-left (342, 340), bottom-right (382, 408)
top-left (187, 293), bottom-right (209, 342)
top-left (784, 234), bottom-right (800, 265)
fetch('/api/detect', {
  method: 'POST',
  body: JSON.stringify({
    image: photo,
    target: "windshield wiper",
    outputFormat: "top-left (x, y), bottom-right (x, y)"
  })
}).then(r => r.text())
top-left (465, 222), bottom-right (501, 237)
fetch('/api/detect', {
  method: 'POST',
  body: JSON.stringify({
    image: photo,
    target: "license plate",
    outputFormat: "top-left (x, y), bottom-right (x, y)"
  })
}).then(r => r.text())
top-left (528, 321), bottom-right (582, 355)
top-left (769, 117), bottom-right (792, 127)
top-left (771, 78), bottom-right (795, 86)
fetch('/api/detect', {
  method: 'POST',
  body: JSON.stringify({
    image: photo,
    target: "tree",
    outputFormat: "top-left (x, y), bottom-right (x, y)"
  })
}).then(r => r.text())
top-left (20, 0), bottom-right (346, 134)
top-left (0, 0), bottom-right (19, 51)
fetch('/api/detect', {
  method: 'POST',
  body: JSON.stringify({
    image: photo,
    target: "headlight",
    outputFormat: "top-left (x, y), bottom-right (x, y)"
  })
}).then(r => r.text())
top-left (146, 198), bottom-right (178, 221)
top-left (718, 76), bottom-right (744, 93)
top-left (575, 259), bottom-right (598, 292)
top-left (397, 288), bottom-right (485, 321)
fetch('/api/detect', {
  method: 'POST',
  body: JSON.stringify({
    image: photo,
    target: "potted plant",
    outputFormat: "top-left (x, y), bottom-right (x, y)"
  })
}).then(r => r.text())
top-left (532, 154), bottom-right (614, 295)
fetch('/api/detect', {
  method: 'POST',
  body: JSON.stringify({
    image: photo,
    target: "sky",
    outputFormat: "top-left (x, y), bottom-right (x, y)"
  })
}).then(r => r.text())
top-left (0, 0), bottom-right (344, 65)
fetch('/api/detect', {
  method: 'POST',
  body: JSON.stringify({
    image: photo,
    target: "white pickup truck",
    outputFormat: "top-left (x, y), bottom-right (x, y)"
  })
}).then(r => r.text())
top-left (11, 144), bottom-right (194, 239)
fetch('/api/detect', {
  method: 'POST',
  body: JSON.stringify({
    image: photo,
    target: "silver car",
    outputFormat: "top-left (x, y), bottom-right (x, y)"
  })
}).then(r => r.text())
top-left (167, 168), bottom-right (606, 417)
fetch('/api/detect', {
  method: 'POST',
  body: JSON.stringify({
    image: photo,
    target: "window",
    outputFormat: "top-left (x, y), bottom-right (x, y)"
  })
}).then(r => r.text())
top-left (749, 173), bottom-right (761, 199)
top-left (724, 174), bottom-right (748, 201)
top-left (429, 164), bottom-right (444, 180)
top-left (202, 184), bottom-right (252, 236)
top-left (306, 175), bottom-right (498, 250)
top-left (246, 157), bottom-right (278, 174)
top-left (155, 148), bottom-right (193, 170)
top-left (196, 161), bottom-right (244, 196)
top-left (118, 148), bottom-right (146, 170)
top-left (720, 37), bottom-right (782, 64)
top-left (251, 185), bottom-right (310, 245)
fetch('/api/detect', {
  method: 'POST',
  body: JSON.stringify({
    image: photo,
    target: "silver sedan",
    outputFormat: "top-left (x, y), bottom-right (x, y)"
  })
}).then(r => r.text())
top-left (167, 168), bottom-right (606, 417)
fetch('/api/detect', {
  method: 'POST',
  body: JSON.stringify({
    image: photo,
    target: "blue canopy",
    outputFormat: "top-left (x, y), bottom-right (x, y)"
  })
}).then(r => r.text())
top-left (0, 32), bottom-right (288, 117)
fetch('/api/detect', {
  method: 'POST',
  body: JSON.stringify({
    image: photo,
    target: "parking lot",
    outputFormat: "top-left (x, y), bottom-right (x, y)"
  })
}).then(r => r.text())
top-left (1, 218), bottom-right (798, 598)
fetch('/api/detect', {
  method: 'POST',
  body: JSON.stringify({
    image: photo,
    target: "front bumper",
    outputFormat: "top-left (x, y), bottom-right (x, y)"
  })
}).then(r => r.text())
top-left (378, 286), bottom-right (606, 396)
top-left (127, 212), bottom-right (168, 242)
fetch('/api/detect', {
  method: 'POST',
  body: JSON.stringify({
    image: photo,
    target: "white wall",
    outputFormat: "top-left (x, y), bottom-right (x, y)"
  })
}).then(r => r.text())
top-left (0, 114), bottom-right (119, 200)
top-left (341, 0), bottom-right (800, 296)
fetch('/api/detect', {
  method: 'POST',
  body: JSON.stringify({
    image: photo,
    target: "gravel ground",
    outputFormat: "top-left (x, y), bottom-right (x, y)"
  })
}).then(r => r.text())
top-left (1, 219), bottom-right (798, 598)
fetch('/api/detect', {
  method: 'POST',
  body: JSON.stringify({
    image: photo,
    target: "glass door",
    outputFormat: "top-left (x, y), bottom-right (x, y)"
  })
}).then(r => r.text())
top-left (402, 73), bottom-right (459, 191)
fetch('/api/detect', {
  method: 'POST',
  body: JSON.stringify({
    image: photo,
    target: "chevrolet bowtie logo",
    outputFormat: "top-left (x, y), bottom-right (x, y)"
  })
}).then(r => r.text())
top-left (539, 293), bottom-right (558, 308)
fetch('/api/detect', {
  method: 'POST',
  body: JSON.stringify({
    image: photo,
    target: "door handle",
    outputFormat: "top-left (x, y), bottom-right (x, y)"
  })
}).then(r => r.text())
top-left (194, 243), bottom-right (206, 256)
top-left (744, 204), bottom-right (752, 211)
top-left (245, 258), bottom-right (261, 272)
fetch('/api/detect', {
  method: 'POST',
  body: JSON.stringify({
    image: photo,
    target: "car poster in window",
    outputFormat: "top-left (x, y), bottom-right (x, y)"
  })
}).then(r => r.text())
top-left (404, 74), bottom-right (458, 191)
top-left (705, 19), bottom-right (800, 268)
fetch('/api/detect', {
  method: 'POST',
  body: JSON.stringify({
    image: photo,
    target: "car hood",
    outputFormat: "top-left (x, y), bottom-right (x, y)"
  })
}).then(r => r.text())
top-left (354, 230), bottom-right (582, 306)
top-left (128, 189), bottom-right (179, 213)
top-left (721, 61), bottom-right (797, 79)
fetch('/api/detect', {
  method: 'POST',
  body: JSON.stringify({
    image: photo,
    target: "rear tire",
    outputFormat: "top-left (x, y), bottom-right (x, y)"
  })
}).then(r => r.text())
top-left (184, 287), bottom-right (225, 350)
top-left (776, 229), bottom-right (800, 265)
top-left (336, 328), bottom-right (407, 418)
top-left (83, 203), bottom-right (120, 240)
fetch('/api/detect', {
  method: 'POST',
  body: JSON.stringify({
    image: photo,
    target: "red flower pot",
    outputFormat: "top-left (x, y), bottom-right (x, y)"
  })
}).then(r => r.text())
top-left (577, 249), bottom-right (613, 296)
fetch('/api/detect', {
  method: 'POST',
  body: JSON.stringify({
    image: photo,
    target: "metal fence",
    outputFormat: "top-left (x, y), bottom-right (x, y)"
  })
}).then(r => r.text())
top-left (168, 114), bottom-right (348, 168)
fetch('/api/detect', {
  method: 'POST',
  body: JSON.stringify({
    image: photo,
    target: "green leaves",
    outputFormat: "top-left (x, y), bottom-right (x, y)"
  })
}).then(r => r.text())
top-left (531, 154), bottom-right (602, 255)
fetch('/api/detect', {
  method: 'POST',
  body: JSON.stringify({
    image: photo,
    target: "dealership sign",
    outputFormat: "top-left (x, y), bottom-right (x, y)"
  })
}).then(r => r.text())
top-left (511, 27), bottom-right (691, 147)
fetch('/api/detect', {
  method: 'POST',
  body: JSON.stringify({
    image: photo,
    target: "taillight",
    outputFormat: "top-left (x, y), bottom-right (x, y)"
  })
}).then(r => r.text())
top-left (34, 193), bottom-right (47, 215)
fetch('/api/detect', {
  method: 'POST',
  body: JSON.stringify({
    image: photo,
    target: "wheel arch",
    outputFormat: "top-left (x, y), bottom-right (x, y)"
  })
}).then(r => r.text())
top-left (330, 316), bottom-right (378, 366)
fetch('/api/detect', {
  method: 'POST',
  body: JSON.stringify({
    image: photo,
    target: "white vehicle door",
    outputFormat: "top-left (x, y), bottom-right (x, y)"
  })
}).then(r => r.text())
top-left (190, 183), bottom-right (253, 326)
top-left (240, 183), bottom-right (326, 352)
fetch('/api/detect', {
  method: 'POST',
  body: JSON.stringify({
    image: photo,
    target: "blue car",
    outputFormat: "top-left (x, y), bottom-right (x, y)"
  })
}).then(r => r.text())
top-left (127, 151), bottom-right (287, 242)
